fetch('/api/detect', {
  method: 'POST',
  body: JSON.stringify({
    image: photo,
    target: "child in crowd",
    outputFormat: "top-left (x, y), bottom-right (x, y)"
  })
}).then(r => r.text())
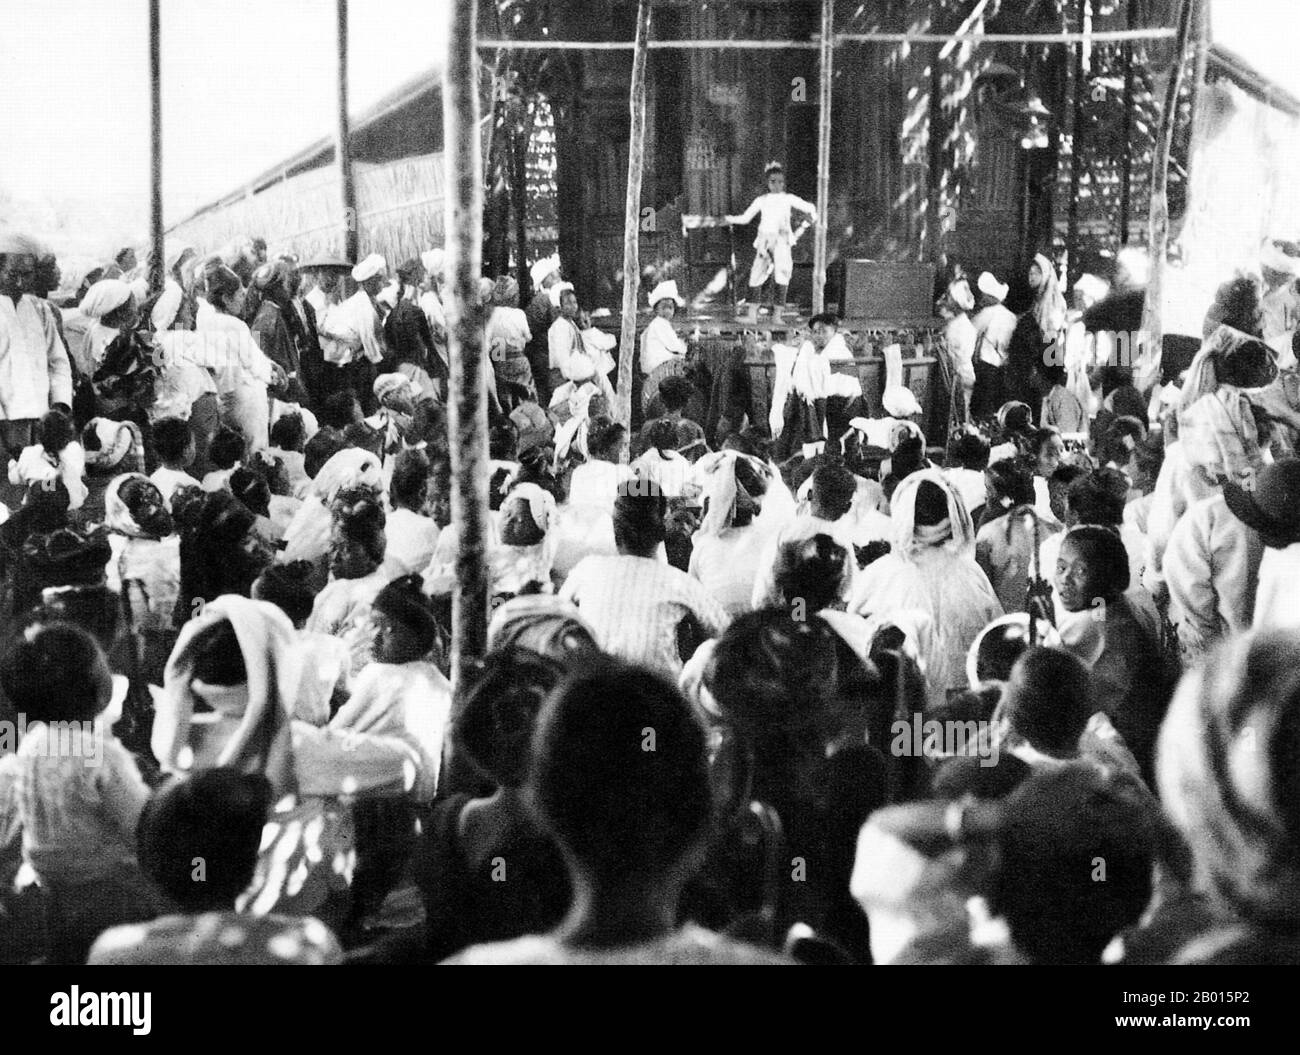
top-left (8, 408), bottom-right (87, 511)
top-left (1, 622), bottom-right (163, 962)
top-left (148, 417), bottom-right (200, 510)
top-left (267, 411), bottom-right (310, 496)
top-left (201, 424), bottom-right (245, 493)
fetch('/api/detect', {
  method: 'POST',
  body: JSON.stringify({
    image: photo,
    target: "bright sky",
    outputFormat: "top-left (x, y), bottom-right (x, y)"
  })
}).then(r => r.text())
top-left (0, 0), bottom-right (449, 257)
top-left (0, 0), bottom-right (1291, 260)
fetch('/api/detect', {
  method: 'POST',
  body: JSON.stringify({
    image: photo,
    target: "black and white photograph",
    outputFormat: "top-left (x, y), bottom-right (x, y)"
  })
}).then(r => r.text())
top-left (0, 0), bottom-right (1292, 1023)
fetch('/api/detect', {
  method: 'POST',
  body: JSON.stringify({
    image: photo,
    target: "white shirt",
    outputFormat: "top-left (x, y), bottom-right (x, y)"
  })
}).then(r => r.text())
top-left (731, 191), bottom-right (817, 243)
top-left (972, 303), bottom-right (1017, 367)
top-left (689, 525), bottom-right (774, 617)
top-left (1255, 542), bottom-right (1300, 631)
top-left (486, 306), bottom-right (531, 360)
top-left (384, 507), bottom-right (441, 576)
top-left (150, 465), bottom-right (201, 509)
top-left (559, 553), bottom-right (730, 677)
top-left (0, 293), bottom-right (73, 421)
top-left (640, 315), bottom-right (687, 376)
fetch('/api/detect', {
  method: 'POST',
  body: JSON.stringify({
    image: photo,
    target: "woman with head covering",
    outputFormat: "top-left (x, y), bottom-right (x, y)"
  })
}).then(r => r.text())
top-left (1003, 254), bottom-right (1068, 414)
top-left (490, 482), bottom-right (559, 598)
top-left (686, 449), bottom-right (779, 616)
top-left (103, 472), bottom-right (180, 683)
top-left (151, 594), bottom-right (428, 921)
top-left (485, 593), bottom-right (599, 661)
top-left (196, 263), bottom-right (282, 453)
top-left (1053, 524), bottom-right (1173, 782)
top-left (279, 446), bottom-right (383, 568)
top-left (305, 490), bottom-right (389, 677)
top-left (848, 469), bottom-right (1002, 704)
top-left (486, 274), bottom-right (535, 408)
top-left (1147, 629), bottom-right (1300, 963)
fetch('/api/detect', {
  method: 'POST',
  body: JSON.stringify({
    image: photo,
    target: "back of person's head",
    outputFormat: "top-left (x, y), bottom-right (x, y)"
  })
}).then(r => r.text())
top-left (984, 457), bottom-right (1035, 508)
top-left (152, 417), bottom-right (193, 465)
top-left (931, 753), bottom-right (1031, 801)
top-left (303, 426), bottom-right (348, 479)
top-left (390, 447), bottom-right (431, 511)
top-left (773, 533), bottom-right (849, 612)
top-left (1038, 362), bottom-right (1068, 389)
top-left (1101, 415), bottom-right (1146, 466)
top-left (1218, 336), bottom-right (1276, 389)
top-left (888, 434), bottom-right (928, 484)
top-left (645, 418), bottom-right (679, 455)
top-left (209, 424), bottom-right (246, 471)
top-left (372, 573), bottom-right (439, 656)
top-left (1067, 468), bottom-right (1127, 527)
top-left (528, 657), bottom-right (712, 886)
top-left (1003, 647), bottom-right (1093, 759)
top-left (457, 650), bottom-right (567, 788)
top-left (189, 619), bottom-right (249, 685)
top-left (21, 478), bottom-right (72, 530)
top-left (948, 430), bottom-right (990, 471)
top-left (35, 585), bottom-right (122, 653)
top-left (138, 769), bottom-right (273, 912)
top-left (251, 561), bottom-right (317, 628)
top-left (613, 490), bottom-right (667, 554)
top-left (229, 465), bottom-right (271, 518)
top-left (993, 763), bottom-right (1157, 964)
top-left (998, 401), bottom-right (1033, 437)
top-left (39, 408), bottom-right (76, 454)
top-left (912, 477), bottom-right (950, 528)
top-left (489, 422), bottom-right (519, 462)
top-left (658, 376), bottom-right (692, 413)
top-left (810, 462), bottom-right (856, 521)
top-left (321, 391), bottom-right (361, 430)
top-left (585, 417), bottom-right (626, 462)
top-left (269, 412), bottom-right (306, 453)
top-left (1, 621), bottom-right (109, 722)
top-left (331, 488), bottom-right (387, 561)
top-left (722, 427), bottom-right (772, 462)
top-left (705, 610), bottom-right (849, 796)
top-left (1203, 275), bottom-right (1262, 338)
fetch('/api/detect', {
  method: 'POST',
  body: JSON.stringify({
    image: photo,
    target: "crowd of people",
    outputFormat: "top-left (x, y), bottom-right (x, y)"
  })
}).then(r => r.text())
top-left (2, 221), bottom-right (1300, 966)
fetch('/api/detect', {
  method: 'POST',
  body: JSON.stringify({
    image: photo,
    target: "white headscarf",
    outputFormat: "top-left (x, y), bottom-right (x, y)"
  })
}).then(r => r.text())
top-left (1031, 253), bottom-right (1067, 337)
top-left (888, 468), bottom-right (975, 560)
top-left (150, 596), bottom-right (305, 797)
top-left (693, 449), bottom-right (771, 536)
top-left (492, 482), bottom-right (559, 595)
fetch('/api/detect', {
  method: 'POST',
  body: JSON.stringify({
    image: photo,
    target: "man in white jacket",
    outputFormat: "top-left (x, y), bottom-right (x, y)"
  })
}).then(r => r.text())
top-left (0, 232), bottom-right (73, 466)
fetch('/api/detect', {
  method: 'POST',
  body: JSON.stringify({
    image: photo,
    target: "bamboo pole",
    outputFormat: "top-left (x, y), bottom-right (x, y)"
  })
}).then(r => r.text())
top-left (614, 0), bottom-right (652, 432)
top-left (336, 0), bottom-right (358, 263)
top-left (473, 29), bottom-right (1175, 50)
top-left (1119, 0), bottom-right (1134, 245)
top-left (444, 0), bottom-right (490, 685)
top-left (811, 0), bottom-right (833, 314)
top-left (1065, 0), bottom-right (1087, 292)
top-left (1139, 0), bottom-right (1197, 393)
top-left (148, 0), bottom-right (163, 296)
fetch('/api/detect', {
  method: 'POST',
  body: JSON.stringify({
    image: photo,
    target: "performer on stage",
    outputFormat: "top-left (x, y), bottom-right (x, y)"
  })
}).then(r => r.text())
top-left (726, 162), bottom-right (816, 317)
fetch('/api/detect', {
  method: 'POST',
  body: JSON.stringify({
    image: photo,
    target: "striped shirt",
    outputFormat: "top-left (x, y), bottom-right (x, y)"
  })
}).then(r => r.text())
top-left (559, 554), bottom-right (730, 677)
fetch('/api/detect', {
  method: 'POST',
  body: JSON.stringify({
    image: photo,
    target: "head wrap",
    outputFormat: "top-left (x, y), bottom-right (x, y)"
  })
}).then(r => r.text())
top-left (492, 482), bottom-right (559, 595)
top-left (1157, 630), bottom-right (1300, 932)
top-left (494, 275), bottom-right (520, 304)
top-left (150, 596), bottom-right (303, 797)
top-left (421, 248), bottom-right (446, 277)
top-left (79, 279), bottom-right (133, 320)
top-left (1178, 324), bottom-right (1278, 413)
top-left (947, 277), bottom-right (975, 312)
top-left (487, 593), bottom-right (596, 657)
top-left (103, 473), bottom-right (153, 538)
top-left (351, 253), bottom-right (386, 283)
top-left (888, 469), bottom-right (975, 560)
top-left (309, 448), bottom-right (382, 504)
top-left (529, 254), bottom-right (561, 289)
top-left (373, 372), bottom-right (414, 403)
top-left (977, 271), bottom-right (1009, 302)
top-left (548, 280), bottom-right (575, 310)
top-left (694, 449), bottom-right (768, 536)
top-left (150, 280), bottom-right (184, 330)
top-left (83, 418), bottom-right (143, 471)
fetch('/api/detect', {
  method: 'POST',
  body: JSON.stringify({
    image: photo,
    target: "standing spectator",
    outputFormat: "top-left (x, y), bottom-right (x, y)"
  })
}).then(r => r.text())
top-left (0, 232), bottom-right (74, 472)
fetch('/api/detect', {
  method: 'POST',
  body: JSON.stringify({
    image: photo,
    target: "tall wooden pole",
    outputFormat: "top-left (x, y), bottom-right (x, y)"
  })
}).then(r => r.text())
top-left (444, 0), bottom-right (489, 687)
top-left (148, 0), bottom-right (163, 296)
top-left (336, 0), bottom-right (359, 263)
top-left (812, 0), bottom-right (834, 314)
top-left (1065, 0), bottom-right (1087, 292)
top-left (1119, 0), bottom-right (1135, 244)
top-left (1139, 0), bottom-right (1196, 392)
top-left (614, 0), bottom-right (652, 431)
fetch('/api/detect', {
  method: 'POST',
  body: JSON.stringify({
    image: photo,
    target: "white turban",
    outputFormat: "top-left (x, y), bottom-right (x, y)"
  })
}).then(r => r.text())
top-left (977, 271), bottom-right (1009, 302)
top-left (529, 254), bottom-right (561, 289)
top-left (79, 279), bottom-right (133, 320)
top-left (351, 253), bottom-right (387, 282)
top-left (421, 248), bottom-right (446, 275)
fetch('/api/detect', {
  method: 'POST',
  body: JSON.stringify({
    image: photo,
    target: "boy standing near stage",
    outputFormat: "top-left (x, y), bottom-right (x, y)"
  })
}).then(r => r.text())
top-left (726, 162), bottom-right (817, 316)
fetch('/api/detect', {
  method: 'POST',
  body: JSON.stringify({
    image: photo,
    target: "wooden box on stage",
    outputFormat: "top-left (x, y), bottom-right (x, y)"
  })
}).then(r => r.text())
top-left (829, 261), bottom-right (936, 320)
